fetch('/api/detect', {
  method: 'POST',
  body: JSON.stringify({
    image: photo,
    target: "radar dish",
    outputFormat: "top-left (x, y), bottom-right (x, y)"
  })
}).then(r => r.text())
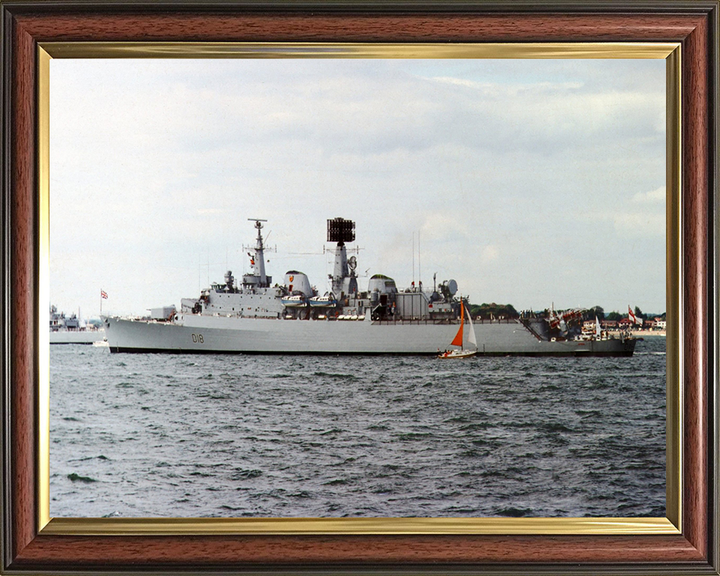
top-left (447, 279), bottom-right (458, 296)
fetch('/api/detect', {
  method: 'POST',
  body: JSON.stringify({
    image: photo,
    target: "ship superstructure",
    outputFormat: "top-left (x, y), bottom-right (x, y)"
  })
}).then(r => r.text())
top-left (50, 305), bottom-right (105, 344)
top-left (179, 218), bottom-right (459, 324)
top-left (104, 218), bottom-right (638, 356)
top-left (181, 219), bottom-right (284, 320)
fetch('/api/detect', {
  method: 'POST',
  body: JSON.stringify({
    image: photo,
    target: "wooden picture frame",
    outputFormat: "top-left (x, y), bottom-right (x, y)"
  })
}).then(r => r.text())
top-left (1, 1), bottom-right (717, 573)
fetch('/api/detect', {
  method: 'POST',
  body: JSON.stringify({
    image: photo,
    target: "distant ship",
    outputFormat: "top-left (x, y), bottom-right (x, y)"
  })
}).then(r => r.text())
top-left (104, 218), bottom-right (638, 356)
top-left (50, 305), bottom-right (105, 345)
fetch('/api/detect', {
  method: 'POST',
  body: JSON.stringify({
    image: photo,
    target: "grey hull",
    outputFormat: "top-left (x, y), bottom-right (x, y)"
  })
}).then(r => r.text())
top-left (50, 329), bottom-right (105, 345)
top-left (105, 316), bottom-right (636, 356)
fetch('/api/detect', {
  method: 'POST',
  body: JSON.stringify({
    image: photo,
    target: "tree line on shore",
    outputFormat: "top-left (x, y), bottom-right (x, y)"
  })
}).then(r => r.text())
top-left (468, 302), bottom-right (666, 321)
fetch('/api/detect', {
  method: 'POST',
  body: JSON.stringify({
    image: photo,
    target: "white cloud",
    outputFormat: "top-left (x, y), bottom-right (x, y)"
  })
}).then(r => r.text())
top-left (613, 212), bottom-right (666, 236)
top-left (49, 58), bottom-right (667, 315)
top-left (430, 75), bottom-right (584, 94)
top-left (632, 186), bottom-right (666, 204)
top-left (480, 245), bottom-right (500, 263)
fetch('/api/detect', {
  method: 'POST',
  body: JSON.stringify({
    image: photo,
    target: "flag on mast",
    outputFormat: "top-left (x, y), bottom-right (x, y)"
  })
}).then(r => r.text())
top-left (100, 289), bottom-right (108, 317)
top-left (628, 305), bottom-right (641, 325)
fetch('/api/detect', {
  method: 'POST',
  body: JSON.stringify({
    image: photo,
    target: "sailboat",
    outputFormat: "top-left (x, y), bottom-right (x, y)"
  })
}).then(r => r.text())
top-left (438, 300), bottom-right (478, 359)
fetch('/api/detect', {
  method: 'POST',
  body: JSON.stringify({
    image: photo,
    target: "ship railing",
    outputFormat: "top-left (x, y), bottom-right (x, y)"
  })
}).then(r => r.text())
top-left (372, 319), bottom-right (444, 325)
top-left (472, 318), bottom-right (518, 324)
top-left (371, 318), bottom-right (519, 326)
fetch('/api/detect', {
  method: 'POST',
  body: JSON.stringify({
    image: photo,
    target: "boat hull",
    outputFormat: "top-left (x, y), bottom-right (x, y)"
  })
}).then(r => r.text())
top-left (438, 350), bottom-right (477, 359)
top-left (105, 316), bottom-right (636, 356)
top-left (50, 329), bottom-right (105, 345)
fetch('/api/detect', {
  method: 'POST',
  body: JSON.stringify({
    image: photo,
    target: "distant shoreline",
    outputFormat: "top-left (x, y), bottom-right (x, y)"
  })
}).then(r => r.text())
top-left (609, 330), bottom-right (666, 337)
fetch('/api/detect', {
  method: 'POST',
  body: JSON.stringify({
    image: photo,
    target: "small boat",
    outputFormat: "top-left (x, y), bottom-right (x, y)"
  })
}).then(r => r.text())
top-left (438, 299), bottom-right (477, 359)
top-left (280, 295), bottom-right (307, 307)
top-left (309, 293), bottom-right (336, 307)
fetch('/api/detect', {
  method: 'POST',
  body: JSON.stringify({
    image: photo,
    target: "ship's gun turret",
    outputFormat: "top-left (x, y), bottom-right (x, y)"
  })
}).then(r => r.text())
top-left (223, 270), bottom-right (236, 292)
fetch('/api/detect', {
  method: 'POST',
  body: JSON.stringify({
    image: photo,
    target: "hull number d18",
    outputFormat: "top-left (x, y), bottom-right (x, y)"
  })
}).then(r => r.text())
top-left (191, 334), bottom-right (204, 343)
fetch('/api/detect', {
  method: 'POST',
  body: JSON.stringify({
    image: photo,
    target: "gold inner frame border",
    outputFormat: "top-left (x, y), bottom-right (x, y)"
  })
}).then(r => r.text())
top-left (37, 41), bottom-right (682, 537)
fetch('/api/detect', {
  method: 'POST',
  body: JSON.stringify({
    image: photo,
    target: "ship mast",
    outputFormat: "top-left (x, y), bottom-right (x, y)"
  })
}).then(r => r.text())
top-left (248, 218), bottom-right (268, 287)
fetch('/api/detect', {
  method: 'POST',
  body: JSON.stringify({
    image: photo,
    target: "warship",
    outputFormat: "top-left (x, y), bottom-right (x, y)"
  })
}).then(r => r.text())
top-left (104, 218), bottom-right (638, 356)
top-left (50, 305), bottom-right (105, 344)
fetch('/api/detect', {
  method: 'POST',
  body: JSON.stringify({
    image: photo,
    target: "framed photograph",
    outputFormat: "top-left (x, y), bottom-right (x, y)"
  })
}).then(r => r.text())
top-left (2, 1), bottom-right (717, 574)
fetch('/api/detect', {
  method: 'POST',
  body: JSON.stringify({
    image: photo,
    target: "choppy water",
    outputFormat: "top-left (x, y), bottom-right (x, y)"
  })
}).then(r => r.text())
top-left (50, 337), bottom-right (666, 518)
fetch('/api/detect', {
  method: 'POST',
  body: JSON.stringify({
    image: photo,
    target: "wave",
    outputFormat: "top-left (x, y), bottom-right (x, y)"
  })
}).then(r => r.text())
top-left (323, 478), bottom-right (349, 486)
top-left (232, 469), bottom-right (263, 480)
top-left (541, 422), bottom-right (574, 433)
top-left (312, 371), bottom-right (359, 381)
top-left (72, 455), bottom-right (110, 462)
top-left (367, 423), bottom-right (390, 431)
top-left (49, 346), bottom-right (667, 519)
top-left (495, 506), bottom-right (533, 517)
top-left (67, 473), bottom-right (97, 483)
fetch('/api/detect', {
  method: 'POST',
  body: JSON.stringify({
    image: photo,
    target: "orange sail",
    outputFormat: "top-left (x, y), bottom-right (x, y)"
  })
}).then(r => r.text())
top-left (450, 300), bottom-right (465, 347)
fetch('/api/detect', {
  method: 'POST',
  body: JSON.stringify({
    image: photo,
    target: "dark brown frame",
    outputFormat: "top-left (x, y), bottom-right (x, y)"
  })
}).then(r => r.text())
top-left (1, 1), bottom-right (718, 574)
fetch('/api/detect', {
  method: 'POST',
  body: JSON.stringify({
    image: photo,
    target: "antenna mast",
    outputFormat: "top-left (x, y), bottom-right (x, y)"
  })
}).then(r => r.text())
top-left (248, 218), bottom-right (268, 287)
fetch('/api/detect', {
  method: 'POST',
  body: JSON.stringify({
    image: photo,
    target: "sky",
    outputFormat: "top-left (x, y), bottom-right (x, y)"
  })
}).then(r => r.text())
top-left (49, 57), bottom-right (666, 319)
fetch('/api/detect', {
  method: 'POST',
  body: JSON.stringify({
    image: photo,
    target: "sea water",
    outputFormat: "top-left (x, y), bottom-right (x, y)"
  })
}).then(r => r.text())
top-left (49, 337), bottom-right (666, 518)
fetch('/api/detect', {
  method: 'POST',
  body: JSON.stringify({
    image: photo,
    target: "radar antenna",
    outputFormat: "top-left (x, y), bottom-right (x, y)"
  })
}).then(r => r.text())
top-left (327, 217), bottom-right (356, 294)
top-left (248, 218), bottom-right (267, 230)
top-left (327, 217), bottom-right (355, 245)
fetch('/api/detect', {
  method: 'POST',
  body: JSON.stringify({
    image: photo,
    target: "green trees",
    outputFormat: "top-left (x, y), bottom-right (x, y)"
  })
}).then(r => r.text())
top-left (586, 306), bottom-right (605, 320)
top-left (469, 303), bottom-right (519, 319)
top-left (465, 302), bottom-right (664, 321)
